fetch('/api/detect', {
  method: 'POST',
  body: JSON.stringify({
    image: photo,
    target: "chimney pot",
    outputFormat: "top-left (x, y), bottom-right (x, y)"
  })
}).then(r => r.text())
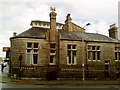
top-left (13, 32), bottom-right (17, 37)
top-left (108, 24), bottom-right (118, 39)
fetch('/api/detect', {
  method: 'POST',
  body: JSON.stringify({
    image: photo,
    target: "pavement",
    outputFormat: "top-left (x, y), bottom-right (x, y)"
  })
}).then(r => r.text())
top-left (0, 66), bottom-right (120, 90)
top-left (1, 72), bottom-right (120, 86)
top-left (0, 65), bottom-right (120, 86)
top-left (7, 79), bottom-right (120, 86)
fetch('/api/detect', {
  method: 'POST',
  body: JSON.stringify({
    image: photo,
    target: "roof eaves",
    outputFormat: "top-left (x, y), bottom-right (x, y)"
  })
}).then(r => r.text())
top-left (10, 36), bottom-right (46, 40)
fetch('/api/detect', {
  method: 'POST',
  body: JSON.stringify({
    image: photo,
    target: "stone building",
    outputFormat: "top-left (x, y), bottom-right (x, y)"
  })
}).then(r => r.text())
top-left (10, 9), bottom-right (120, 80)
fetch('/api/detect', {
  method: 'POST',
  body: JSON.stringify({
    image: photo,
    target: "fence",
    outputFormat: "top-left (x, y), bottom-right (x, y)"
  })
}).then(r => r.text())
top-left (11, 65), bottom-right (120, 80)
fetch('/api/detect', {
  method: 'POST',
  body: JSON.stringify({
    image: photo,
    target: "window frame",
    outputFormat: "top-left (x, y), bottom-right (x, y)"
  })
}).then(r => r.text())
top-left (50, 43), bottom-right (56, 65)
top-left (67, 44), bottom-right (77, 65)
top-left (115, 47), bottom-right (120, 61)
top-left (26, 42), bottom-right (39, 65)
top-left (87, 45), bottom-right (101, 62)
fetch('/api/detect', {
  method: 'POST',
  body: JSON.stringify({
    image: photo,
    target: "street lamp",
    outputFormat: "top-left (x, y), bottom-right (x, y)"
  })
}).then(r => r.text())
top-left (82, 23), bottom-right (90, 81)
top-left (83, 23), bottom-right (90, 28)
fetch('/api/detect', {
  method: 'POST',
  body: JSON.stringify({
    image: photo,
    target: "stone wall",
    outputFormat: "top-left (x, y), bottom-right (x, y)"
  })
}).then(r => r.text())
top-left (59, 40), bottom-right (84, 65)
top-left (10, 38), bottom-right (49, 67)
top-left (59, 40), bottom-right (116, 70)
top-left (10, 37), bottom-right (120, 79)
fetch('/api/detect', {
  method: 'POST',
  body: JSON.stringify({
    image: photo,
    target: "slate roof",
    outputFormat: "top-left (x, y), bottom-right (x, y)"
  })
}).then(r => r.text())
top-left (85, 33), bottom-right (118, 42)
top-left (59, 30), bottom-right (119, 43)
top-left (10, 27), bottom-right (48, 39)
top-left (11, 27), bottom-right (119, 43)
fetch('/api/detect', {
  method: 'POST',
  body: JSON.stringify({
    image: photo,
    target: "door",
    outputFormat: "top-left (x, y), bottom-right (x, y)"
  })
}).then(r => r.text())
top-left (47, 71), bottom-right (57, 80)
top-left (104, 60), bottom-right (110, 78)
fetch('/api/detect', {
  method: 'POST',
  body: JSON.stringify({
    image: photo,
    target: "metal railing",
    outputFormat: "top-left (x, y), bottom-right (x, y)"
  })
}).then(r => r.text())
top-left (11, 65), bottom-right (120, 80)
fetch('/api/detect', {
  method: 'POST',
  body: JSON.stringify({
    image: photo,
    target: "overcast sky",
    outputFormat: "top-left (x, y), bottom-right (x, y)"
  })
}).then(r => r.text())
top-left (0, 0), bottom-right (119, 57)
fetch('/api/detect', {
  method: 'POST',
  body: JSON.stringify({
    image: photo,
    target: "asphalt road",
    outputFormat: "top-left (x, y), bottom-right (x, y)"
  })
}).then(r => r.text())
top-left (1, 84), bottom-right (120, 90)
top-left (1, 83), bottom-right (120, 90)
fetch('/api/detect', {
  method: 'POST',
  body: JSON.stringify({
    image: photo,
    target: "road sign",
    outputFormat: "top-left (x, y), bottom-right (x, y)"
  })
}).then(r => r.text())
top-left (3, 47), bottom-right (10, 52)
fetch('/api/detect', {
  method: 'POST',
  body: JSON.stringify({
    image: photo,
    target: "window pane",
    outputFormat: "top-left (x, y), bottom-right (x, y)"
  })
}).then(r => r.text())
top-left (72, 56), bottom-right (74, 64)
top-left (26, 54), bottom-right (31, 64)
top-left (27, 49), bottom-right (31, 53)
top-left (69, 56), bottom-right (71, 64)
top-left (73, 45), bottom-right (76, 49)
top-left (34, 49), bottom-right (38, 53)
top-left (118, 48), bottom-right (120, 51)
top-left (50, 55), bottom-right (55, 64)
top-left (88, 45), bottom-right (91, 50)
top-left (115, 52), bottom-right (117, 60)
top-left (27, 43), bottom-right (32, 48)
top-left (73, 51), bottom-right (76, 55)
top-left (92, 46), bottom-right (96, 50)
top-left (92, 51), bottom-right (96, 60)
top-left (97, 46), bottom-right (100, 50)
top-left (119, 52), bottom-right (120, 60)
top-left (50, 56), bottom-right (53, 63)
top-left (34, 43), bottom-right (38, 48)
top-left (67, 45), bottom-right (71, 49)
top-left (68, 51), bottom-right (71, 56)
top-left (33, 54), bottom-right (38, 64)
top-left (97, 52), bottom-right (100, 60)
top-left (50, 44), bottom-right (56, 49)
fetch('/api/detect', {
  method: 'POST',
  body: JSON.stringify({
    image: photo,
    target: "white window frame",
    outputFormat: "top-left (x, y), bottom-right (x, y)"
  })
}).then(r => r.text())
top-left (115, 47), bottom-right (120, 62)
top-left (67, 44), bottom-right (77, 65)
top-left (26, 42), bottom-right (39, 65)
top-left (87, 45), bottom-right (101, 62)
top-left (50, 43), bottom-right (56, 65)
top-left (50, 55), bottom-right (56, 65)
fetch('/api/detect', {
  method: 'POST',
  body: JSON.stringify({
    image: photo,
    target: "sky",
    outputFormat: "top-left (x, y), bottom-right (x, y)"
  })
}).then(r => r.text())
top-left (0, 0), bottom-right (120, 57)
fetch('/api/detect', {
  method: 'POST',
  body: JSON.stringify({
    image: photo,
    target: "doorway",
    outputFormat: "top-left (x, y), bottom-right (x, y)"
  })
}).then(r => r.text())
top-left (47, 71), bottom-right (57, 80)
top-left (104, 60), bottom-right (110, 78)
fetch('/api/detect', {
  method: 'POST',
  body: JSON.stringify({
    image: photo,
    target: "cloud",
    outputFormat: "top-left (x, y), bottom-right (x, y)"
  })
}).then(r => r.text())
top-left (0, 2), bottom-right (51, 56)
top-left (87, 21), bottom-right (110, 35)
top-left (62, 0), bottom-right (118, 22)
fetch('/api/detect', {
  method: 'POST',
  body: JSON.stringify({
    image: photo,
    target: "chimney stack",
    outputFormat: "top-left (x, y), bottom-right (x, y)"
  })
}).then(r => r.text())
top-left (108, 24), bottom-right (118, 39)
top-left (49, 7), bottom-right (57, 42)
top-left (65, 14), bottom-right (72, 31)
top-left (13, 32), bottom-right (17, 37)
top-left (65, 14), bottom-right (72, 23)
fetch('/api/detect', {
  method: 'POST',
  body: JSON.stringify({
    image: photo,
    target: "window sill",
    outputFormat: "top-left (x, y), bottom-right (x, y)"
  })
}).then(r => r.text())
top-left (97, 60), bottom-right (101, 62)
top-left (88, 60), bottom-right (91, 61)
top-left (67, 64), bottom-right (77, 65)
top-left (115, 60), bottom-right (120, 62)
top-left (49, 63), bottom-right (56, 65)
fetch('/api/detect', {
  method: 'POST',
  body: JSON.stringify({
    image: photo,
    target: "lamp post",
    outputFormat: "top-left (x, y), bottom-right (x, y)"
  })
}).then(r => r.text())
top-left (82, 23), bottom-right (90, 81)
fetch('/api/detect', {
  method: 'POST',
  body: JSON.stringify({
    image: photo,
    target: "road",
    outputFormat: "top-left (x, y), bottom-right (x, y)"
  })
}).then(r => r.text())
top-left (1, 84), bottom-right (120, 90)
top-left (0, 64), bottom-right (120, 90)
top-left (1, 82), bottom-right (120, 90)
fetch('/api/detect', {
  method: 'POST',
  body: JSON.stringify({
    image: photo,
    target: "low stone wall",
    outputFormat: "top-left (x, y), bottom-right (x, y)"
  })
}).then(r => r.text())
top-left (11, 65), bottom-right (120, 80)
